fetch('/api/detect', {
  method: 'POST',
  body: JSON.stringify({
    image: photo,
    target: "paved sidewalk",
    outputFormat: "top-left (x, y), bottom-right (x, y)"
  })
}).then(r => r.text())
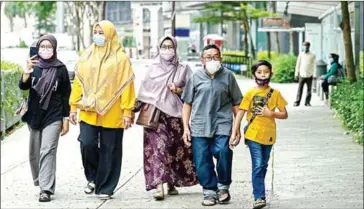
top-left (1, 77), bottom-right (363, 208)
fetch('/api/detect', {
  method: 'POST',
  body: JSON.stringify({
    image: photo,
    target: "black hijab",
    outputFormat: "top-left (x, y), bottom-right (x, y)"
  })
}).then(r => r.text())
top-left (32, 35), bottom-right (65, 110)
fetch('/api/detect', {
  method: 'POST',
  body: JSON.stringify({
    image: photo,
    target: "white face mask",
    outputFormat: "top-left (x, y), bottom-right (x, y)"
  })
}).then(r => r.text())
top-left (160, 50), bottom-right (175, 61)
top-left (38, 49), bottom-right (53, 60)
top-left (205, 60), bottom-right (221, 74)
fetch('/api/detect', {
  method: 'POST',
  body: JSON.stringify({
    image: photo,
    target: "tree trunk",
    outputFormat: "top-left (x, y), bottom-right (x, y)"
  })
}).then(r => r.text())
top-left (75, 8), bottom-right (81, 51)
top-left (9, 17), bottom-right (14, 32)
top-left (340, 1), bottom-right (356, 83)
top-left (248, 19), bottom-right (256, 59)
top-left (242, 3), bottom-right (249, 56)
top-left (267, 32), bottom-right (271, 59)
top-left (98, 2), bottom-right (105, 21)
top-left (272, 2), bottom-right (280, 54)
top-left (171, 1), bottom-right (176, 36)
top-left (289, 31), bottom-right (294, 55)
top-left (23, 16), bottom-right (28, 28)
top-left (265, 2), bottom-right (271, 59)
top-left (242, 19), bottom-right (249, 56)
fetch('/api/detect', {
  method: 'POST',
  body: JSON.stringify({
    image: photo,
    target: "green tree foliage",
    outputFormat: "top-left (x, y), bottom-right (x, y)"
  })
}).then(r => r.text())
top-left (32, 2), bottom-right (56, 32)
top-left (192, 2), bottom-right (240, 24)
top-left (4, 2), bottom-right (56, 33)
top-left (193, 1), bottom-right (279, 59)
top-left (4, 2), bottom-right (17, 32)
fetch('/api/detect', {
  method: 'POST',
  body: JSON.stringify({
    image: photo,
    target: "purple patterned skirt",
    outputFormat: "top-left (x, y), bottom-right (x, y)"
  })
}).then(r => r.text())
top-left (143, 111), bottom-right (198, 191)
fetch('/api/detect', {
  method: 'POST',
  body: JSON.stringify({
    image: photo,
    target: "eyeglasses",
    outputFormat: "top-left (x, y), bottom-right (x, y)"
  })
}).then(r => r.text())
top-left (204, 56), bottom-right (221, 61)
top-left (161, 45), bottom-right (174, 50)
top-left (39, 45), bottom-right (53, 50)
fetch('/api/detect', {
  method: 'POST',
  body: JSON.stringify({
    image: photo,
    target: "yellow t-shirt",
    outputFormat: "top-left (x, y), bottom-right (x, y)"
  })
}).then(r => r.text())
top-left (239, 87), bottom-right (288, 145)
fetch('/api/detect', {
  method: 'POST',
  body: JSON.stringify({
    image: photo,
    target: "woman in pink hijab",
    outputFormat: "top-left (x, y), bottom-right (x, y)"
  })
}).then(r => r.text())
top-left (136, 36), bottom-right (198, 200)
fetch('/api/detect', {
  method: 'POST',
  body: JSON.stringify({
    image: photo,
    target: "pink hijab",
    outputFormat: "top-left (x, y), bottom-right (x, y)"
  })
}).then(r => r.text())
top-left (137, 35), bottom-right (192, 118)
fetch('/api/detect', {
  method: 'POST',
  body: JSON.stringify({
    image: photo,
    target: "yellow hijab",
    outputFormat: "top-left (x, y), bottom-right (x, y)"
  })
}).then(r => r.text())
top-left (75, 20), bottom-right (134, 115)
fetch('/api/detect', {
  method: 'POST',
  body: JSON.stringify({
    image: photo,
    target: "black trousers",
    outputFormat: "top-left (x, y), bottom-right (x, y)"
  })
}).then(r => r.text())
top-left (295, 76), bottom-right (313, 105)
top-left (321, 79), bottom-right (330, 99)
top-left (78, 121), bottom-right (124, 195)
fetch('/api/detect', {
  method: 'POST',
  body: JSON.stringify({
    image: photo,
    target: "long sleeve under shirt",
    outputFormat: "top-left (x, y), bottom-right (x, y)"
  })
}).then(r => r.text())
top-left (295, 52), bottom-right (317, 78)
top-left (19, 66), bottom-right (71, 130)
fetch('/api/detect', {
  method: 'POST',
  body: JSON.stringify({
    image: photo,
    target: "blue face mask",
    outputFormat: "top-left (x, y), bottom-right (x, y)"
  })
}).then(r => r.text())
top-left (93, 35), bottom-right (105, 46)
top-left (301, 46), bottom-right (307, 52)
top-left (329, 58), bottom-right (334, 63)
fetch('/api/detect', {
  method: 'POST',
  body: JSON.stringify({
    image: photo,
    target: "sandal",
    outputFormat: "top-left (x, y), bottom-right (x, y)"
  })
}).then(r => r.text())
top-left (153, 190), bottom-right (164, 201)
top-left (84, 182), bottom-right (95, 194)
top-left (153, 184), bottom-right (164, 201)
top-left (253, 198), bottom-right (266, 209)
top-left (38, 191), bottom-right (51, 202)
top-left (202, 196), bottom-right (217, 206)
top-left (167, 184), bottom-right (179, 195)
top-left (218, 189), bottom-right (231, 204)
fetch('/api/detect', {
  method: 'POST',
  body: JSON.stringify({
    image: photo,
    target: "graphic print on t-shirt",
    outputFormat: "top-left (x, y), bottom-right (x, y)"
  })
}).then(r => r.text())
top-left (252, 95), bottom-right (265, 113)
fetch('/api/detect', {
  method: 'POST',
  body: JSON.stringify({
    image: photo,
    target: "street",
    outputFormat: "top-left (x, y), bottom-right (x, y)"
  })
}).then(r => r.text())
top-left (1, 63), bottom-right (363, 208)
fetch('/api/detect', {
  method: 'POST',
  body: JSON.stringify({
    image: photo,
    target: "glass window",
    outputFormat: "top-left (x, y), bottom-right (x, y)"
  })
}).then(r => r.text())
top-left (143, 8), bottom-right (150, 23)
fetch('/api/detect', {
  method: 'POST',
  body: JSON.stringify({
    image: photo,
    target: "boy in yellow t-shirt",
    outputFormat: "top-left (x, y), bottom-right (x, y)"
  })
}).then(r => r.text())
top-left (230, 60), bottom-right (288, 209)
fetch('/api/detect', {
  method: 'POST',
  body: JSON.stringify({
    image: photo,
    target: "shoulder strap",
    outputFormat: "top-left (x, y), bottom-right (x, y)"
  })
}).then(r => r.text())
top-left (246, 88), bottom-right (274, 129)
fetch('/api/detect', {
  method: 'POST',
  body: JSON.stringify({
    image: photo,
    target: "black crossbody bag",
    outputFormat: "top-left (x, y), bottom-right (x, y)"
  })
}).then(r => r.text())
top-left (244, 88), bottom-right (274, 134)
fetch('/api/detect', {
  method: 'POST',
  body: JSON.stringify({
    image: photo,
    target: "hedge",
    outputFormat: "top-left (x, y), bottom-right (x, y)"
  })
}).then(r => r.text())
top-left (360, 51), bottom-right (363, 77)
top-left (222, 51), bottom-right (252, 77)
top-left (271, 54), bottom-right (297, 83)
top-left (222, 50), bottom-right (297, 83)
top-left (256, 51), bottom-right (279, 62)
top-left (330, 78), bottom-right (364, 144)
top-left (0, 60), bottom-right (27, 135)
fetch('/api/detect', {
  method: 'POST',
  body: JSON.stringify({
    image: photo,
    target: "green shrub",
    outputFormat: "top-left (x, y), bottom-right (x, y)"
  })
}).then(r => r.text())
top-left (271, 54), bottom-right (297, 83)
top-left (330, 78), bottom-right (364, 144)
top-left (18, 40), bottom-right (28, 48)
top-left (256, 51), bottom-right (279, 61)
top-left (360, 51), bottom-right (363, 77)
top-left (223, 51), bottom-right (246, 57)
top-left (0, 61), bottom-right (28, 120)
top-left (222, 51), bottom-right (252, 77)
top-left (1, 60), bottom-right (23, 72)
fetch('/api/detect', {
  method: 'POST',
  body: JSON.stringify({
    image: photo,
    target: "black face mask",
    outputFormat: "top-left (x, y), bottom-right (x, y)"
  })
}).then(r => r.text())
top-left (255, 77), bottom-right (271, 85)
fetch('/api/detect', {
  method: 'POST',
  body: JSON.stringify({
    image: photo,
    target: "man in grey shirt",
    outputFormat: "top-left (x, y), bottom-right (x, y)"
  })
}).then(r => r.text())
top-left (181, 44), bottom-right (243, 206)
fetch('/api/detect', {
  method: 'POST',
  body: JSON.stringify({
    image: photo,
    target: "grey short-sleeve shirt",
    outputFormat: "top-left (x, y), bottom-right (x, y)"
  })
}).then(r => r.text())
top-left (182, 67), bottom-right (243, 138)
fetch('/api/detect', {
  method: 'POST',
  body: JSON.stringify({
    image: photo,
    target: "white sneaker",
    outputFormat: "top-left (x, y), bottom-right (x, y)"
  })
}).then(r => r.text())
top-left (98, 194), bottom-right (111, 200)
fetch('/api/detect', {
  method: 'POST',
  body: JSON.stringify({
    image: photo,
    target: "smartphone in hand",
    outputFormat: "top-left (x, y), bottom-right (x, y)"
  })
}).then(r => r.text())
top-left (29, 46), bottom-right (38, 58)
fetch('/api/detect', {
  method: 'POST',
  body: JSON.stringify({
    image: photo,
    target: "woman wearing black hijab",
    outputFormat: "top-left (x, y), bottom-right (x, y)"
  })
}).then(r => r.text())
top-left (320, 53), bottom-right (341, 102)
top-left (18, 35), bottom-right (72, 202)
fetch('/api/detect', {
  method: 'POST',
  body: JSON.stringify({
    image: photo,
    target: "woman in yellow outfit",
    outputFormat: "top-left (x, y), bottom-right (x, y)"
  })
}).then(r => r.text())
top-left (69, 20), bottom-right (135, 200)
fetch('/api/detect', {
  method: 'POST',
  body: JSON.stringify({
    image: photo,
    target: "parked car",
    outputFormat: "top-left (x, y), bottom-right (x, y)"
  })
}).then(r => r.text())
top-left (57, 50), bottom-right (79, 82)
